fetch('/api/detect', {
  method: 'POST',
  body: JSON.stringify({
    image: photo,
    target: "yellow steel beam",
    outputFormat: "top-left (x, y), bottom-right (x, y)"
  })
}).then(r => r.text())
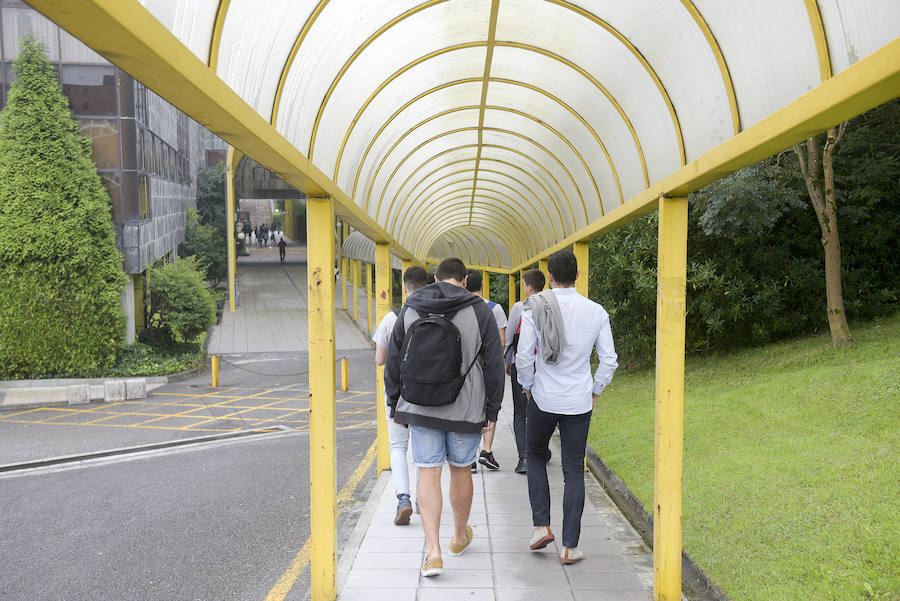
top-left (573, 240), bottom-right (589, 297)
top-left (351, 260), bottom-right (359, 321)
top-left (653, 195), bottom-right (688, 601)
top-left (803, 0), bottom-right (833, 81)
top-left (225, 146), bottom-right (242, 312)
top-left (340, 222), bottom-right (349, 310)
top-left (374, 242), bottom-right (391, 474)
top-left (207, 0), bottom-right (230, 70)
top-left (341, 257), bottom-right (349, 311)
top-left (26, 0), bottom-right (417, 261)
top-left (508, 272), bottom-right (516, 314)
top-left (401, 259), bottom-right (413, 302)
top-left (539, 258), bottom-right (548, 277)
top-left (423, 218), bottom-right (526, 267)
top-left (469, 0), bottom-right (501, 226)
top-left (365, 262), bottom-right (373, 333)
top-left (305, 196), bottom-right (337, 601)
top-left (512, 37), bottom-right (900, 271)
top-left (271, 0), bottom-right (330, 125)
top-left (482, 270), bottom-right (491, 300)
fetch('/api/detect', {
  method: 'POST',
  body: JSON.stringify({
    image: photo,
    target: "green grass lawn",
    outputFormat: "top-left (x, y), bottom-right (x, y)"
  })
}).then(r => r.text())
top-left (589, 313), bottom-right (900, 601)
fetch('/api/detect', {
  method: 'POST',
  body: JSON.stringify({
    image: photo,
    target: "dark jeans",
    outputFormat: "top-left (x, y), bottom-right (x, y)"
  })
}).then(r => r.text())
top-left (525, 396), bottom-right (592, 548)
top-left (509, 365), bottom-right (527, 460)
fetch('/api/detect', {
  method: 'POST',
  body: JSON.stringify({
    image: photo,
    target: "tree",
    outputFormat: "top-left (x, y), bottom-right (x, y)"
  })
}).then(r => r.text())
top-left (794, 125), bottom-right (852, 346)
top-left (0, 36), bottom-right (126, 377)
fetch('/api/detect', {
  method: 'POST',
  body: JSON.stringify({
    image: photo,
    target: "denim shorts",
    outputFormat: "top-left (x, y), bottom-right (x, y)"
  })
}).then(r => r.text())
top-left (409, 425), bottom-right (481, 468)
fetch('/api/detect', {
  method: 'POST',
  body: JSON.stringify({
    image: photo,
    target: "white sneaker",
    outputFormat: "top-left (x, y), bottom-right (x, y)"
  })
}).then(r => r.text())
top-left (529, 526), bottom-right (555, 550)
top-left (560, 546), bottom-right (584, 564)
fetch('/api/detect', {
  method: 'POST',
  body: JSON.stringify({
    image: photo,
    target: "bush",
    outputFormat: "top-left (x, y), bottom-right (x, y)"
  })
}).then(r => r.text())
top-left (181, 208), bottom-right (226, 286)
top-left (146, 257), bottom-right (217, 344)
top-left (0, 36), bottom-right (125, 378)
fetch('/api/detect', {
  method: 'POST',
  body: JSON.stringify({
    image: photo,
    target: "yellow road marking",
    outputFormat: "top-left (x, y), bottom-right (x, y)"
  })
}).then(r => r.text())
top-left (264, 440), bottom-right (376, 601)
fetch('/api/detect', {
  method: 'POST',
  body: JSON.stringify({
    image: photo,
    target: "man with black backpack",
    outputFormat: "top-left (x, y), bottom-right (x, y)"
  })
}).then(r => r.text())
top-left (384, 258), bottom-right (505, 577)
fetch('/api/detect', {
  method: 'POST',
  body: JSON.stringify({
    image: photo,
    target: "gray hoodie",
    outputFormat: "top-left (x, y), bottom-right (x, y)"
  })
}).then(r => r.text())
top-left (385, 281), bottom-right (505, 433)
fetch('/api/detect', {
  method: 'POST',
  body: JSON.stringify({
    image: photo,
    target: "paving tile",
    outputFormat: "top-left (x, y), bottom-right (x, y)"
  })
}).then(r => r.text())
top-left (566, 568), bottom-right (647, 591)
top-left (420, 569), bottom-right (494, 588)
top-left (338, 587), bottom-right (417, 601)
top-left (439, 552), bottom-right (492, 570)
top-left (494, 560), bottom-right (569, 589)
top-left (571, 589), bottom-right (652, 601)
top-left (358, 537), bottom-right (424, 554)
top-left (350, 552), bottom-right (422, 570)
top-left (419, 588), bottom-right (495, 601)
top-left (343, 568), bottom-right (420, 589)
top-left (496, 589), bottom-right (575, 601)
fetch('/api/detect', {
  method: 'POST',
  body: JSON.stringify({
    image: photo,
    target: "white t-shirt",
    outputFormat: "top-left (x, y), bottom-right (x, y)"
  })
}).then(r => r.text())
top-left (372, 310), bottom-right (398, 349)
top-left (485, 299), bottom-right (507, 330)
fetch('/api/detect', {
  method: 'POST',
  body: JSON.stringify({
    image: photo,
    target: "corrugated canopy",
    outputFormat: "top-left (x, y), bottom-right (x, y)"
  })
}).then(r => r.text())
top-left (341, 231), bottom-right (403, 269)
top-left (69, 0), bottom-right (900, 269)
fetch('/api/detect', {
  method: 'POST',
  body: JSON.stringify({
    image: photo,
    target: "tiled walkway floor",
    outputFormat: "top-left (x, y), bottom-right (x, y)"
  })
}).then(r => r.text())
top-left (335, 393), bottom-right (654, 601)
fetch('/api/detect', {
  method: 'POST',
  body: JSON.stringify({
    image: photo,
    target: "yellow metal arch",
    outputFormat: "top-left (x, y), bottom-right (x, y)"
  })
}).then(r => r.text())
top-left (409, 196), bottom-right (536, 260)
top-left (416, 211), bottom-right (531, 262)
top-left (271, 0), bottom-right (331, 126)
top-left (438, 227), bottom-right (487, 266)
top-left (451, 226), bottom-right (503, 267)
top-left (390, 158), bottom-right (567, 239)
top-left (439, 226), bottom-right (512, 268)
top-left (346, 77), bottom-right (635, 213)
top-left (803, 0), bottom-right (833, 81)
top-left (396, 182), bottom-right (551, 250)
top-left (370, 127), bottom-right (587, 230)
top-left (383, 143), bottom-right (578, 236)
top-left (393, 171), bottom-right (557, 246)
top-left (366, 112), bottom-right (599, 227)
top-left (679, 0), bottom-right (741, 134)
top-left (545, 0), bottom-right (686, 165)
top-left (407, 192), bottom-right (541, 258)
top-left (207, 0), bottom-right (230, 69)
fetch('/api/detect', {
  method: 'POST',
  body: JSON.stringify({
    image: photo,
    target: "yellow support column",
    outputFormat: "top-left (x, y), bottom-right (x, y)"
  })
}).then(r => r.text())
top-left (341, 257), bottom-right (349, 311)
top-left (508, 273), bottom-right (516, 313)
top-left (365, 262), bottom-right (373, 332)
top-left (225, 146), bottom-right (242, 313)
top-left (482, 270), bottom-right (490, 300)
top-left (375, 243), bottom-right (392, 475)
top-left (352, 260), bottom-right (359, 321)
top-left (282, 198), bottom-right (294, 240)
top-left (653, 196), bottom-right (688, 601)
top-left (539, 258), bottom-right (548, 276)
top-left (520, 269), bottom-right (526, 299)
top-left (574, 241), bottom-right (589, 297)
top-left (401, 259), bottom-right (413, 302)
top-left (306, 197), bottom-right (337, 601)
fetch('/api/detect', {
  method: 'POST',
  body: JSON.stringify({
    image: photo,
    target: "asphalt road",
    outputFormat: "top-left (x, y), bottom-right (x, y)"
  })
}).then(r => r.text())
top-left (0, 351), bottom-right (378, 601)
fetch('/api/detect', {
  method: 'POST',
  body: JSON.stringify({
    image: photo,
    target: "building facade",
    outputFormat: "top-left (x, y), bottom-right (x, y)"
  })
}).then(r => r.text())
top-left (0, 0), bottom-right (226, 342)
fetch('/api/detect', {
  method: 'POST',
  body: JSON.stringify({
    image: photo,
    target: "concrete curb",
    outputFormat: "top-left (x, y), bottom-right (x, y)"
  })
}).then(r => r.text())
top-left (585, 445), bottom-right (732, 601)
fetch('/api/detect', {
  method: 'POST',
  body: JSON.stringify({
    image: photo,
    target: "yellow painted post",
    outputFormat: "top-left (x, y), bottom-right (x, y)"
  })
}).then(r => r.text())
top-left (365, 262), bottom-right (373, 332)
top-left (352, 260), bottom-right (359, 321)
top-left (508, 273), bottom-right (516, 313)
top-left (482, 270), bottom-right (490, 300)
top-left (401, 259), bottom-right (413, 302)
top-left (340, 357), bottom-right (349, 392)
top-left (211, 355), bottom-right (219, 387)
top-left (520, 269), bottom-right (526, 299)
top-left (574, 241), bottom-right (589, 297)
top-left (341, 257), bottom-right (349, 311)
top-left (375, 243), bottom-right (392, 474)
top-left (539, 258), bottom-right (548, 277)
top-left (306, 197), bottom-right (337, 601)
top-left (653, 196), bottom-right (688, 601)
top-left (283, 198), bottom-right (294, 240)
top-left (225, 147), bottom-right (242, 313)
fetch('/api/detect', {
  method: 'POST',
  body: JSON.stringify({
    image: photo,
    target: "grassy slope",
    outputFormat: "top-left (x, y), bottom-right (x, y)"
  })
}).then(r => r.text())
top-left (588, 313), bottom-right (900, 601)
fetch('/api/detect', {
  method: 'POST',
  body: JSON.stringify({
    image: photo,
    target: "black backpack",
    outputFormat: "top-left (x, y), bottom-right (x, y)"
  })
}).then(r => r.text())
top-left (399, 309), bottom-right (481, 407)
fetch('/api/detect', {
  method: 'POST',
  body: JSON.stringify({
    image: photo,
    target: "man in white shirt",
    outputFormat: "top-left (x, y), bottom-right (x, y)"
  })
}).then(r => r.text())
top-left (373, 265), bottom-right (430, 525)
top-left (515, 249), bottom-right (618, 565)
top-left (466, 269), bottom-right (506, 471)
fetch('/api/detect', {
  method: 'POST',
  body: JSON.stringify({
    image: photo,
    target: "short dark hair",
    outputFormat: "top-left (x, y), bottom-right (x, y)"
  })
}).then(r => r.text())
top-left (547, 249), bottom-right (577, 285)
top-left (403, 266), bottom-right (429, 292)
top-left (435, 257), bottom-right (467, 282)
top-left (522, 268), bottom-right (545, 291)
top-left (465, 269), bottom-right (483, 292)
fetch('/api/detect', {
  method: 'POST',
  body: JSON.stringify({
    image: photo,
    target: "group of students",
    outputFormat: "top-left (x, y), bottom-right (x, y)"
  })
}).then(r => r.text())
top-left (372, 249), bottom-right (618, 576)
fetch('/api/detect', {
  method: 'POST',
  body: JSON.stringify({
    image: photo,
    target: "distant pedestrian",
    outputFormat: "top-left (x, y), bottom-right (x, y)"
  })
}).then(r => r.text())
top-left (385, 258), bottom-right (505, 577)
top-left (278, 238), bottom-right (287, 263)
top-left (516, 249), bottom-right (617, 565)
top-left (373, 266), bottom-right (430, 525)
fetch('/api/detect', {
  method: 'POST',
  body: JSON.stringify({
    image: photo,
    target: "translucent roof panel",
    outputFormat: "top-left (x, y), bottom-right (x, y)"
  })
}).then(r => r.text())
top-left (134, 0), bottom-right (900, 269)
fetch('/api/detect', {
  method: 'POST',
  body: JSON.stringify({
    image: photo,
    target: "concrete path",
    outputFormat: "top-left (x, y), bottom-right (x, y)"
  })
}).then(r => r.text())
top-left (208, 241), bottom-right (372, 354)
top-left (335, 385), bottom-right (655, 601)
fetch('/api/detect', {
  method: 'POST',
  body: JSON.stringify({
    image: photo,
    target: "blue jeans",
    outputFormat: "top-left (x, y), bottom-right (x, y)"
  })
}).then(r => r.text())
top-left (410, 425), bottom-right (481, 468)
top-left (526, 396), bottom-right (592, 548)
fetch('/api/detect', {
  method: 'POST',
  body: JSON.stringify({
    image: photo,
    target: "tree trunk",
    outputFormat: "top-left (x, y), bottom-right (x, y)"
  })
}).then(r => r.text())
top-left (794, 127), bottom-right (852, 346)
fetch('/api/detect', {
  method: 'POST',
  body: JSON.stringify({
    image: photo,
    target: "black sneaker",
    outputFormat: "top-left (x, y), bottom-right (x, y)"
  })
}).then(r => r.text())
top-left (479, 450), bottom-right (500, 470)
top-left (470, 462), bottom-right (478, 473)
top-left (394, 494), bottom-right (412, 526)
top-left (515, 458), bottom-right (526, 474)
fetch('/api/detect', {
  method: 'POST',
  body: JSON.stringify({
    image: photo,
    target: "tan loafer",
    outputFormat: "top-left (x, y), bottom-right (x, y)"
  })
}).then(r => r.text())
top-left (421, 555), bottom-right (443, 577)
top-left (529, 526), bottom-right (555, 550)
top-left (449, 524), bottom-right (473, 556)
top-left (560, 546), bottom-right (584, 564)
